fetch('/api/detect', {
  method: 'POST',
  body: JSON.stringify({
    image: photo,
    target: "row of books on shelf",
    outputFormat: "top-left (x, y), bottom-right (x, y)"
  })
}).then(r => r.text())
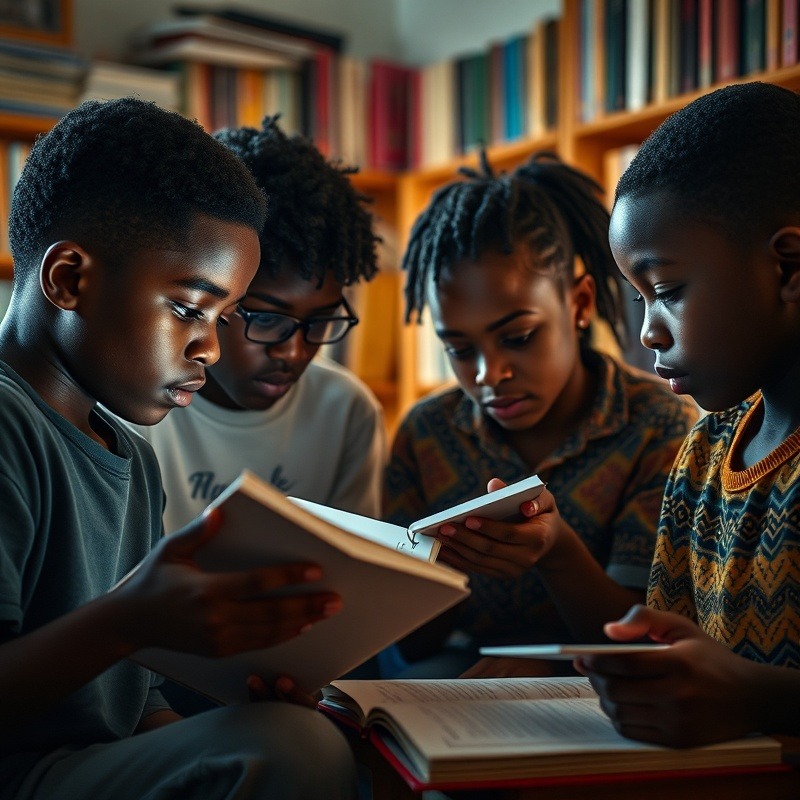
top-left (0, 8), bottom-right (561, 173)
top-left (132, 10), bottom-right (562, 171)
top-left (579, 0), bottom-right (800, 122)
top-left (0, 37), bottom-right (181, 119)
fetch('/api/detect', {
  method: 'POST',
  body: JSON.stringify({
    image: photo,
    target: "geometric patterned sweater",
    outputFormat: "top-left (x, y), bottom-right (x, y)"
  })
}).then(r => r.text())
top-left (648, 393), bottom-right (800, 668)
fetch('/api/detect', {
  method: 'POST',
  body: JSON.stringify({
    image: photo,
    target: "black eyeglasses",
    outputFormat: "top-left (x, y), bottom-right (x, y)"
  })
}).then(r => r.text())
top-left (236, 296), bottom-right (359, 345)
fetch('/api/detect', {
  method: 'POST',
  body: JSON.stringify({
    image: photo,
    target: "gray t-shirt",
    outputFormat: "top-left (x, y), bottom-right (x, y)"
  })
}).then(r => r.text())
top-left (0, 361), bottom-right (167, 797)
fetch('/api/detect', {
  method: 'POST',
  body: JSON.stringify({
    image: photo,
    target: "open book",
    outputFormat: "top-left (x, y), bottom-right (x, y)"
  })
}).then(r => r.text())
top-left (134, 469), bottom-right (507, 703)
top-left (291, 472), bottom-right (544, 559)
top-left (320, 677), bottom-right (781, 786)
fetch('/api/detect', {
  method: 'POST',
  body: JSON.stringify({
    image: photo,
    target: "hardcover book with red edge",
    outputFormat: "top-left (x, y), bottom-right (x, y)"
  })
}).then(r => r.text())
top-left (369, 60), bottom-right (414, 171)
top-left (319, 676), bottom-right (782, 788)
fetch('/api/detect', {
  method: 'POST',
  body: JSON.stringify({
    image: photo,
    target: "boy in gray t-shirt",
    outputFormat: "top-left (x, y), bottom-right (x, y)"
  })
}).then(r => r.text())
top-left (0, 99), bottom-right (356, 800)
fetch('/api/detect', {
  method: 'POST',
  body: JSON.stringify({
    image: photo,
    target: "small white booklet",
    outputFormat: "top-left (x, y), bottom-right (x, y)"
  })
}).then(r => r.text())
top-left (291, 472), bottom-right (545, 559)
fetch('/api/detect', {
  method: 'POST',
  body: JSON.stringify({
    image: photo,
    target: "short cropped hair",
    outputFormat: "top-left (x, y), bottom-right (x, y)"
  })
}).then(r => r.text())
top-left (213, 115), bottom-right (379, 286)
top-left (615, 82), bottom-right (800, 240)
top-left (402, 150), bottom-right (626, 345)
top-left (9, 98), bottom-right (267, 282)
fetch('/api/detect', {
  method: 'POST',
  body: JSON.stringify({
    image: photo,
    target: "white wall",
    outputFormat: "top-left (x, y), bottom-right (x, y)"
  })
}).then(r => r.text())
top-left (394, 0), bottom-right (561, 65)
top-left (73, 0), bottom-right (560, 66)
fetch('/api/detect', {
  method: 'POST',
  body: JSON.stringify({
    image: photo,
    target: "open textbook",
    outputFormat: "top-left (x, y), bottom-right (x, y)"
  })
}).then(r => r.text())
top-left (130, 470), bottom-right (541, 703)
top-left (319, 677), bottom-right (781, 786)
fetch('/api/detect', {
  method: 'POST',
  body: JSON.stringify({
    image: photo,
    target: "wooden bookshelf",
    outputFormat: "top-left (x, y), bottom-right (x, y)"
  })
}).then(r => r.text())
top-left (2, 0), bottom-right (800, 430)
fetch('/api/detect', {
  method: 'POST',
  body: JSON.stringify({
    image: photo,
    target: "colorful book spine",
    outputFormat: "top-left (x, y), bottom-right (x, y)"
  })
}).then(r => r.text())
top-left (783, 0), bottom-right (799, 66)
top-left (715, 0), bottom-right (742, 82)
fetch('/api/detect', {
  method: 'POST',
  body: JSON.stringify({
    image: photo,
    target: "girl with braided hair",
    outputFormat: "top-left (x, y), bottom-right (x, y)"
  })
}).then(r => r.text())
top-left (382, 151), bottom-right (698, 679)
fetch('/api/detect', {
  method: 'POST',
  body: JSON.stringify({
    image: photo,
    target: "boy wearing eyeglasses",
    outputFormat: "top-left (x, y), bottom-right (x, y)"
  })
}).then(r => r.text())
top-left (129, 116), bottom-right (385, 533)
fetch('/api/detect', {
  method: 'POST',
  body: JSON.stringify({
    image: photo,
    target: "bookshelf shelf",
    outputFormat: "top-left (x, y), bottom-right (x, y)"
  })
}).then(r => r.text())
top-left (0, 112), bottom-right (58, 138)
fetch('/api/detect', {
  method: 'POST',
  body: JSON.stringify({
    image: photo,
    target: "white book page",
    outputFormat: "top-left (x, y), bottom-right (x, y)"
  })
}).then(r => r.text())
top-left (323, 676), bottom-right (595, 720)
top-left (289, 497), bottom-right (440, 562)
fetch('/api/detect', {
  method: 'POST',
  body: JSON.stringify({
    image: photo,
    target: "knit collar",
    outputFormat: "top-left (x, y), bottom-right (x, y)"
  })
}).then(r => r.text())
top-left (722, 392), bottom-right (800, 491)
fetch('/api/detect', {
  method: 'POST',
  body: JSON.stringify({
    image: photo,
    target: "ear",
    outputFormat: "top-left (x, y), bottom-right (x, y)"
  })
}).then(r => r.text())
top-left (570, 272), bottom-right (596, 331)
top-left (39, 241), bottom-right (94, 311)
top-left (769, 227), bottom-right (800, 302)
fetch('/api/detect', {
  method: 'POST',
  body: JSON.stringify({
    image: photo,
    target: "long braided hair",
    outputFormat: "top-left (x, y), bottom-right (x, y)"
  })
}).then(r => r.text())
top-left (402, 150), bottom-right (627, 346)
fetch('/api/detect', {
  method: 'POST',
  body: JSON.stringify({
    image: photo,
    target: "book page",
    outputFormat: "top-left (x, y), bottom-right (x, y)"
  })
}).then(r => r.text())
top-left (289, 497), bottom-right (440, 562)
top-left (322, 676), bottom-right (595, 723)
top-left (374, 697), bottom-right (781, 781)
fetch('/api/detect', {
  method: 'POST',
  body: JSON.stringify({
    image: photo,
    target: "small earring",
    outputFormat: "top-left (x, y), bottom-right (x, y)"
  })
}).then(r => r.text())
top-left (577, 318), bottom-right (588, 329)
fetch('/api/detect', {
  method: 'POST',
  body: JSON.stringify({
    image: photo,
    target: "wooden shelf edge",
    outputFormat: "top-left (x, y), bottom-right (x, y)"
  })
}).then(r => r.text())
top-left (0, 111), bottom-right (58, 138)
top-left (575, 64), bottom-right (800, 144)
top-left (406, 133), bottom-right (559, 184)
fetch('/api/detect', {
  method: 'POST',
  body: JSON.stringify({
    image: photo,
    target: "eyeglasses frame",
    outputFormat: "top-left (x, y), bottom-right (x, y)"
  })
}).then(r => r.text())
top-left (236, 295), bottom-right (360, 346)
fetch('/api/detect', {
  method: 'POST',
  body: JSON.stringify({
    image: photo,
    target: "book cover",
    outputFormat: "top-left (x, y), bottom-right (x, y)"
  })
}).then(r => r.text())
top-left (716, 0), bottom-right (742, 82)
top-left (129, 14), bottom-right (316, 60)
top-left (626, 0), bottom-right (650, 110)
top-left (593, 0), bottom-right (607, 118)
top-left (679, 0), bottom-right (699, 94)
top-left (235, 67), bottom-right (265, 127)
top-left (651, 0), bottom-right (672, 103)
top-left (698, 0), bottom-right (715, 88)
top-left (369, 60), bottom-right (413, 170)
top-left (526, 22), bottom-right (546, 136)
top-left (766, 0), bottom-right (782, 70)
top-left (605, 0), bottom-right (626, 113)
top-left (742, 0), bottom-right (767, 74)
top-left (579, 0), bottom-right (596, 123)
top-left (135, 35), bottom-right (299, 71)
top-left (320, 676), bottom-right (782, 786)
top-left (503, 35), bottom-right (527, 141)
top-left (173, 4), bottom-right (346, 52)
top-left (489, 41), bottom-right (505, 142)
top-left (543, 18), bottom-right (560, 129)
top-left (783, 0), bottom-right (799, 66)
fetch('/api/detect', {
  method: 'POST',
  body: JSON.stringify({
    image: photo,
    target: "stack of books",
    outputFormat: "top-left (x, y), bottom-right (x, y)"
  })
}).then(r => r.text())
top-left (0, 37), bottom-right (85, 118)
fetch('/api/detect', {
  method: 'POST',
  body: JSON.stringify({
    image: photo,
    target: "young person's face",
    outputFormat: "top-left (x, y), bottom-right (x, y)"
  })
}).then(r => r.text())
top-left (609, 191), bottom-right (791, 411)
top-left (201, 265), bottom-right (348, 410)
top-left (72, 215), bottom-right (260, 426)
top-left (428, 244), bottom-right (592, 432)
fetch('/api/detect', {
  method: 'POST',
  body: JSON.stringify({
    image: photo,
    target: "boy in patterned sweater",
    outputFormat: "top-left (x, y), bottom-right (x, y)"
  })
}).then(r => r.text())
top-left (579, 82), bottom-right (800, 746)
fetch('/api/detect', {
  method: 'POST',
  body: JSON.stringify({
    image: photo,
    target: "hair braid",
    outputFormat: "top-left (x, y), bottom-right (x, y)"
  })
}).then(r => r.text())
top-left (401, 150), bottom-right (627, 345)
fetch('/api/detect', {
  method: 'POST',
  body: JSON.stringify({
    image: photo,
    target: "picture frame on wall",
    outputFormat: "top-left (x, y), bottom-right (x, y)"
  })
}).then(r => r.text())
top-left (0, 0), bottom-right (72, 46)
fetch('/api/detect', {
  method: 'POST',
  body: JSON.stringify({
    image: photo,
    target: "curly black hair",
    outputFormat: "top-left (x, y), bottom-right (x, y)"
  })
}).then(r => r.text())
top-left (615, 82), bottom-right (800, 242)
top-left (213, 115), bottom-right (379, 286)
top-left (402, 150), bottom-right (626, 345)
top-left (9, 97), bottom-right (267, 282)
